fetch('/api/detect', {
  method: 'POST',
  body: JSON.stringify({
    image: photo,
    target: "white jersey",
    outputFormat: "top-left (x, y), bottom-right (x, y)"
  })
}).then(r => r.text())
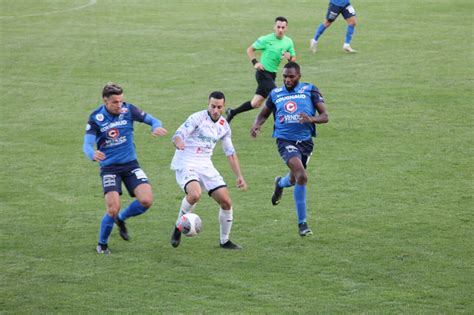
top-left (171, 110), bottom-right (235, 170)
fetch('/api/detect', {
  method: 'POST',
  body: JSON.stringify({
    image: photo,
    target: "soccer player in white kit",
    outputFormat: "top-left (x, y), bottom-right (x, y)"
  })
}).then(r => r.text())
top-left (170, 91), bottom-right (247, 249)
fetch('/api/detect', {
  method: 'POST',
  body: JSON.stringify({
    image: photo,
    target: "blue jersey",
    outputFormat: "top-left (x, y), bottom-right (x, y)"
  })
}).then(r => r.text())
top-left (266, 82), bottom-right (325, 141)
top-left (86, 102), bottom-right (148, 167)
top-left (330, 0), bottom-right (350, 6)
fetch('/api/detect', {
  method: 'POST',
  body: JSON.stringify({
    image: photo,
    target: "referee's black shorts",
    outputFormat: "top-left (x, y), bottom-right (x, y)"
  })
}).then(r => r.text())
top-left (255, 70), bottom-right (277, 98)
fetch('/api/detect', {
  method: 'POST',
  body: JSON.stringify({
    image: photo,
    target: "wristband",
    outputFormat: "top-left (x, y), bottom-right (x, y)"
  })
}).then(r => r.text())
top-left (251, 59), bottom-right (258, 66)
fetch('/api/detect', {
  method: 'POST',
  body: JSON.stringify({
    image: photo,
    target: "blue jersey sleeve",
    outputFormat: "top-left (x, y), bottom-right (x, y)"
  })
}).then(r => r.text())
top-left (310, 87), bottom-right (325, 108)
top-left (265, 95), bottom-right (276, 111)
top-left (83, 134), bottom-right (96, 160)
top-left (129, 104), bottom-right (147, 122)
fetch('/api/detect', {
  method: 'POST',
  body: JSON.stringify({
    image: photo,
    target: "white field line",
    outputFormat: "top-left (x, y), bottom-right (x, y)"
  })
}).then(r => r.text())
top-left (0, 0), bottom-right (97, 19)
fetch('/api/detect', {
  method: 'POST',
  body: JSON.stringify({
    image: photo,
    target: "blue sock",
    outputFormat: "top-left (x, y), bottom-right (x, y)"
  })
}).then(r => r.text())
top-left (278, 174), bottom-right (293, 188)
top-left (118, 200), bottom-right (148, 221)
top-left (345, 25), bottom-right (355, 44)
top-left (99, 214), bottom-right (115, 245)
top-left (314, 23), bottom-right (326, 40)
top-left (294, 184), bottom-right (307, 224)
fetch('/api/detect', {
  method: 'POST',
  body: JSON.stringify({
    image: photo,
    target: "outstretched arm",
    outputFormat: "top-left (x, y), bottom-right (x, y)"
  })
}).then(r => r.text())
top-left (143, 113), bottom-right (168, 136)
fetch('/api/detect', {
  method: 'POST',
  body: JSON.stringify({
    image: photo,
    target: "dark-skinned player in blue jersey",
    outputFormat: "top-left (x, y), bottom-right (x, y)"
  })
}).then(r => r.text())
top-left (251, 62), bottom-right (328, 236)
top-left (83, 83), bottom-right (168, 254)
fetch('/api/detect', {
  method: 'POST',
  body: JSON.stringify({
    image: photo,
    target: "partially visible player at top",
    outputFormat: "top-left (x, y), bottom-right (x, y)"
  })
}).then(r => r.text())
top-left (251, 62), bottom-right (329, 236)
top-left (310, 0), bottom-right (358, 53)
top-left (170, 91), bottom-right (247, 250)
top-left (226, 16), bottom-right (296, 123)
top-left (83, 83), bottom-right (168, 254)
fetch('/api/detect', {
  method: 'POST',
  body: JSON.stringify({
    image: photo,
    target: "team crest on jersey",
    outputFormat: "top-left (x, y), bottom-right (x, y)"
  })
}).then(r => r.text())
top-left (120, 107), bottom-right (129, 114)
top-left (95, 113), bottom-right (104, 122)
top-left (219, 118), bottom-right (225, 125)
top-left (284, 101), bottom-right (297, 113)
top-left (107, 128), bottom-right (120, 139)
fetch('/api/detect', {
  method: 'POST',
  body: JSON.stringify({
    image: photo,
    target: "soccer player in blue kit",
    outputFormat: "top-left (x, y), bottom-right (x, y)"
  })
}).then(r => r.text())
top-left (310, 0), bottom-right (357, 53)
top-left (83, 83), bottom-right (168, 254)
top-left (251, 62), bottom-right (328, 236)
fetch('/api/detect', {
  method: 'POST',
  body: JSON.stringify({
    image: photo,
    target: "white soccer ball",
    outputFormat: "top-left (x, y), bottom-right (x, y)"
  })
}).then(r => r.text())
top-left (178, 213), bottom-right (202, 237)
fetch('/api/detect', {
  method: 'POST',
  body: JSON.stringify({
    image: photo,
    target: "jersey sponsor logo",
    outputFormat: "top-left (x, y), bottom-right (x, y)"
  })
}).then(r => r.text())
top-left (95, 113), bottom-right (104, 122)
top-left (86, 124), bottom-right (91, 131)
top-left (275, 94), bottom-right (306, 104)
top-left (107, 128), bottom-right (119, 139)
top-left (100, 119), bottom-right (127, 132)
top-left (197, 133), bottom-right (218, 144)
top-left (284, 101), bottom-right (297, 113)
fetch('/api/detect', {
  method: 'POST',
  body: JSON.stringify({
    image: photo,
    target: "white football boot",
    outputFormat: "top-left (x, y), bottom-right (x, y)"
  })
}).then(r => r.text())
top-left (343, 43), bottom-right (357, 53)
top-left (310, 39), bottom-right (318, 53)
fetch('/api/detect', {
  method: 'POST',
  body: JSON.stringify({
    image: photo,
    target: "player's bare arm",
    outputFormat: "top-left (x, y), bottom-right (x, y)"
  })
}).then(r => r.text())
top-left (250, 106), bottom-right (272, 137)
top-left (93, 150), bottom-right (106, 161)
top-left (152, 127), bottom-right (168, 137)
top-left (172, 135), bottom-right (185, 150)
top-left (227, 154), bottom-right (247, 191)
top-left (299, 103), bottom-right (329, 124)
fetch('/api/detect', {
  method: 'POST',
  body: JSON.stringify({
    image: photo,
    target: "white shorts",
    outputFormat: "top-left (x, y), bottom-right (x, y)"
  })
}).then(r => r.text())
top-left (175, 166), bottom-right (226, 195)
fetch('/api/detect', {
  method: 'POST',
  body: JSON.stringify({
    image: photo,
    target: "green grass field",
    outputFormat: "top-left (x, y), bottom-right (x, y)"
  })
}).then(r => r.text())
top-left (1, 0), bottom-right (473, 313)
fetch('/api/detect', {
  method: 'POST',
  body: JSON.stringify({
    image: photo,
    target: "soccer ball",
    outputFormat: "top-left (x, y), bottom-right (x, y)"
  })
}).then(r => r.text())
top-left (178, 213), bottom-right (202, 237)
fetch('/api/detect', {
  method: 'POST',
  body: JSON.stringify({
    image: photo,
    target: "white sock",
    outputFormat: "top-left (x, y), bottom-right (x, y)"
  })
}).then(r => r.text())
top-left (176, 196), bottom-right (196, 226)
top-left (219, 208), bottom-right (233, 244)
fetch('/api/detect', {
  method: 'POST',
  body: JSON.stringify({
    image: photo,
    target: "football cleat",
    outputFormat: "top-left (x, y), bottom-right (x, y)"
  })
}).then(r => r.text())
top-left (298, 222), bottom-right (313, 237)
top-left (96, 243), bottom-right (111, 255)
top-left (310, 39), bottom-right (318, 53)
top-left (170, 226), bottom-right (182, 248)
top-left (225, 108), bottom-right (235, 123)
top-left (343, 44), bottom-right (357, 53)
top-left (220, 240), bottom-right (242, 250)
top-left (115, 217), bottom-right (129, 241)
top-left (271, 176), bottom-right (284, 205)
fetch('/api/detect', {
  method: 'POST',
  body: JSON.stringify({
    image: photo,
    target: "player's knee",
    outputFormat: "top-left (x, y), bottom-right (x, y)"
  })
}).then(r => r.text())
top-left (187, 192), bottom-right (201, 204)
top-left (139, 197), bottom-right (153, 209)
top-left (295, 172), bottom-right (308, 185)
top-left (251, 100), bottom-right (263, 108)
top-left (324, 20), bottom-right (332, 27)
top-left (220, 198), bottom-right (232, 210)
top-left (106, 206), bottom-right (120, 217)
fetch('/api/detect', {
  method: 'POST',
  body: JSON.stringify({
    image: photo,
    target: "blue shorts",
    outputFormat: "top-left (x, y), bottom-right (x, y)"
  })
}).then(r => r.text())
top-left (100, 160), bottom-right (149, 197)
top-left (326, 3), bottom-right (356, 22)
top-left (276, 139), bottom-right (314, 169)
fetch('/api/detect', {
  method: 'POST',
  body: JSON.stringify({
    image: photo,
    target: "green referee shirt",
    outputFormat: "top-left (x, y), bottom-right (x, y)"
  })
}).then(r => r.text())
top-left (252, 33), bottom-right (296, 73)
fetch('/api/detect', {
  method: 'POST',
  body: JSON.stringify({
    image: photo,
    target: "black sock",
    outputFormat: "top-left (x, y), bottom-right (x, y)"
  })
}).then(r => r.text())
top-left (232, 101), bottom-right (253, 115)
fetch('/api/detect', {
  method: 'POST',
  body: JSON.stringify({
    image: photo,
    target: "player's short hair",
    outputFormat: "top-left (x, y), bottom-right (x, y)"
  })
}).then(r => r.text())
top-left (102, 82), bottom-right (123, 98)
top-left (284, 61), bottom-right (300, 74)
top-left (209, 91), bottom-right (225, 102)
top-left (275, 16), bottom-right (288, 24)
